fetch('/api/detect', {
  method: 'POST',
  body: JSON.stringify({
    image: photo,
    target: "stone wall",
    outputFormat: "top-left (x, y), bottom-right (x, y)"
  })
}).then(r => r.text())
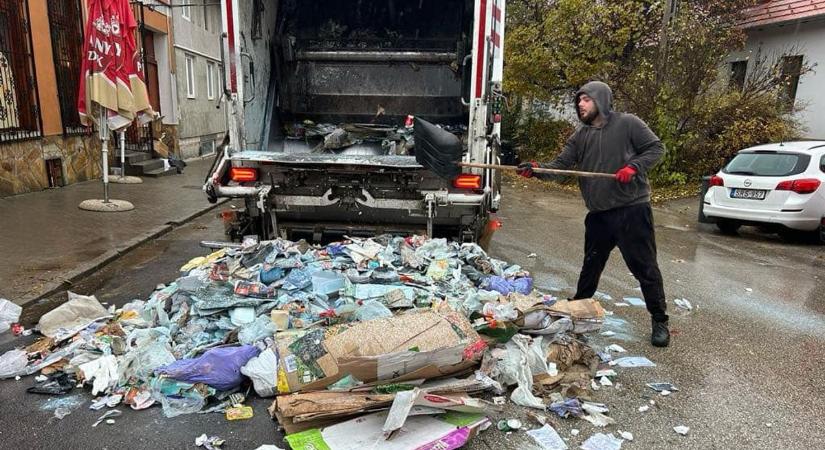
top-left (0, 134), bottom-right (102, 197)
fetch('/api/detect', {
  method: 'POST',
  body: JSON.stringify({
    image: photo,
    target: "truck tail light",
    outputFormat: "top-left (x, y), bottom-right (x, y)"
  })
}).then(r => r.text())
top-left (709, 175), bottom-right (724, 187)
top-left (230, 167), bottom-right (258, 182)
top-left (776, 178), bottom-right (821, 194)
top-left (453, 174), bottom-right (482, 189)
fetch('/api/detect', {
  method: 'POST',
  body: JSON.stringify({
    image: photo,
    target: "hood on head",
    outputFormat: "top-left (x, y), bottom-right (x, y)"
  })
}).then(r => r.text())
top-left (575, 81), bottom-right (613, 124)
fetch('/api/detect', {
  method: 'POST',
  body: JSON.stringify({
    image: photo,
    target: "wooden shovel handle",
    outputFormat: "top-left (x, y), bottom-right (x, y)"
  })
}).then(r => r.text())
top-left (458, 162), bottom-right (615, 179)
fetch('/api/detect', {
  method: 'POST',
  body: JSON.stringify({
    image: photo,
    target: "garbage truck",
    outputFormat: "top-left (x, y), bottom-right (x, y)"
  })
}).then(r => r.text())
top-left (204, 0), bottom-right (506, 243)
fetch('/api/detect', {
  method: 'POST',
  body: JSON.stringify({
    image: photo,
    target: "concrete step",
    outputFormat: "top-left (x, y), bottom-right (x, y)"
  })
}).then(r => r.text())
top-left (130, 159), bottom-right (165, 174)
top-left (124, 151), bottom-right (151, 164)
top-left (143, 167), bottom-right (178, 177)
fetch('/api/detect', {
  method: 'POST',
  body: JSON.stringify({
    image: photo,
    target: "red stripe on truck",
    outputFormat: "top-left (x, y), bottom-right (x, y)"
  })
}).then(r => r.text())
top-left (474, 0), bottom-right (487, 98)
top-left (226, 0), bottom-right (237, 93)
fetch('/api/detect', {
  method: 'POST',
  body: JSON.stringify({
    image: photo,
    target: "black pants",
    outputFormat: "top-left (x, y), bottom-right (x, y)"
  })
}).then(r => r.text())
top-left (573, 203), bottom-right (668, 323)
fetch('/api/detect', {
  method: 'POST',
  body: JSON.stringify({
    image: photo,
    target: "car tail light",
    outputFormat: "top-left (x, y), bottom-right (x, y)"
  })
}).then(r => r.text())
top-left (775, 178), bottom-right (821, 194)
top-left (709, 175), bottom-right (724, 187)
top-left (230, 167), bottom-right (258, 182)
top-left (453, 174), bottom-right (482, 190)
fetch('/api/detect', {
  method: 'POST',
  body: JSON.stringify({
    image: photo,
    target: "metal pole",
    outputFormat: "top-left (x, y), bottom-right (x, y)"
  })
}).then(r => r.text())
top-left (99, 108), bottom-right (110, 203)
top-left (120, 130), bottom-right (126, 179)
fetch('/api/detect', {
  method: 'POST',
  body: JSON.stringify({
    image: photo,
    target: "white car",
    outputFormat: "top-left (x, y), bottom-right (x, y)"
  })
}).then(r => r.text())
top-left (702, 141), bottom-right (825, 240)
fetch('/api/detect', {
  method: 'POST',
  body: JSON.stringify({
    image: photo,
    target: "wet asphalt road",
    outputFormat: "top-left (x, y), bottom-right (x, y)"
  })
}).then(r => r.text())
top-left (1, 183), bottom-right (824, 449)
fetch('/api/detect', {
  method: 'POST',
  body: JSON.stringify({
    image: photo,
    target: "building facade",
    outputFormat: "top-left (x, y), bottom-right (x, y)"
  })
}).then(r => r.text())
top-left (0, 0), bottom-right (179, 197)
top-left (172, 0), bottom-right (226, 159)
top-left (729, 0), bottom-right (825, 139)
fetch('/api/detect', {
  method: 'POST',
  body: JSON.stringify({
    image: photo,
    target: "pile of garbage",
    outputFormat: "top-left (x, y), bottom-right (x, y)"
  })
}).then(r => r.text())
top-left (0, 235), bottom-right (645, 449)
top-left (284, 119), bottom-right (467, 154)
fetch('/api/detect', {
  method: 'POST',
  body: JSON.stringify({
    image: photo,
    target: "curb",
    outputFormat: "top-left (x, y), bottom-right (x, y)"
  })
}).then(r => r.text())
top-left (19, 198), bottom-right (230, 307)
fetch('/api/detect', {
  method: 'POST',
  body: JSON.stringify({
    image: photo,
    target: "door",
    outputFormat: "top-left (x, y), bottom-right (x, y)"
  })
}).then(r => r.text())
top-left (142, 32), bottom-right (161, 113)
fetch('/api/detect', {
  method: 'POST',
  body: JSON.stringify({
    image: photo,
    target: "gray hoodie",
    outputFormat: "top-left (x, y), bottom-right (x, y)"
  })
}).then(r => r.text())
top-left (538, 81), bottom-right (664, 212)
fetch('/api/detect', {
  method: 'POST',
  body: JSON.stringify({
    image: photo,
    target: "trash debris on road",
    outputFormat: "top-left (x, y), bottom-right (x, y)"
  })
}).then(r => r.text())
top-left (226, 405), bottom-right (254, 420)
top-left (195, 434), bottom-right (225, 450)
top-left (621, 297), bottom-right (646, 307)
top-left (646, 382), bottom-right (679, 392)
top-left (674, 425), bottom-right (690, 435)
top-left (581, 432), bottom-right (624, 450)
top-left (674, 298), bottom-right (693, 312)
top-left (0, 298), bottom-right (22, 334)
top-left (0, 349), bottom-right (28, 379)
top-left (526, 424), bottom-right (568, 449)
top-left (618, 430), bottom-right (634, 441)
top-left (92, 409), bottom-right (122, 427)
top-left (37, 292), bottom-right (110, 339)
top-left (610, 357), bottom-right (657, 368)
top-left (0, 235), bottom-right (676, 448)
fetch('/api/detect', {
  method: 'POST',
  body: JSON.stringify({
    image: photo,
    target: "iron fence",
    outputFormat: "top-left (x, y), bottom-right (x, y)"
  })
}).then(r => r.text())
top-left (0, 0), bottom-right (42, 143)
top-left (48, 0), bottom-right (89, 137)
top-left (121, 123), bottom-right (154, 154)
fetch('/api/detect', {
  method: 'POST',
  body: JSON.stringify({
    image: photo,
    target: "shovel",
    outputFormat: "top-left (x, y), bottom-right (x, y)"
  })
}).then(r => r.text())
top-left (458, 162), bottom-right (615, 179)
top-left (413, 117), bottom-right (613, 180)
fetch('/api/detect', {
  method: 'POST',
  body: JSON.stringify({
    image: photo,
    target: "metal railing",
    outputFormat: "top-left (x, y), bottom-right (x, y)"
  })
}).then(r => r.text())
top-left (0, 0), bottom-right (43, 143)
top-left (121, 122), bottom-right (155, 154)
top-left (48, 0), bottom-right (89, 137)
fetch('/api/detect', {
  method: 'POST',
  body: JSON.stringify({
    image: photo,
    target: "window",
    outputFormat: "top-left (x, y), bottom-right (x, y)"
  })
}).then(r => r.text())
top-left (203, 4), bottom-right (210, 31)
top-left (185, 54), bottom-right (196, 98)
top-left (48, 0), bottom-right (85, 136)
top-left (0, 0), bottom-right (42, 143)
top-left (182, 4), bottom-right (191, 21)
top-left (820, 155), bottom-right (825, 174)
top-left (206, 61), bottom-right (216, 100)
top-left (729, 60), bottom-right (747, 92)
top-left (723, 152), bottom-right (810, 177)
top-left (780, 55), bottom-right (803, 110)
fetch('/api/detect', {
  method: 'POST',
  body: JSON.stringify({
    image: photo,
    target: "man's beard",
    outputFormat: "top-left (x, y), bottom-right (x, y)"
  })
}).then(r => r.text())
top-left (579, 108), bottom-right (598, 125)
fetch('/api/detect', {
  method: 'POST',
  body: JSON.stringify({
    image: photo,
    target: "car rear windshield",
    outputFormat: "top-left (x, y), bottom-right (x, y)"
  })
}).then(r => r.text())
top-left (722, 151), bottom-right (810, 177)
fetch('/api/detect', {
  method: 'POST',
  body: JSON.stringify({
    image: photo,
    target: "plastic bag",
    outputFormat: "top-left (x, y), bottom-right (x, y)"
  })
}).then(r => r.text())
top-left (38, 292), bottom-right (109, 338)
top-left (238, 315), bottom-right (278, 345)
top-left (0, 299), bottom-right (22, 333)
top-left (311, 271), bottom-right (346, 295)
top-left (282, 269), bottom-right (312, 291)
top-left (260, 265), bottom-right (285, 285)
top-left (482, 302), bottom-right (518, 322)
top-left (512, 277), bottom-right (533, 295)
top-left (0, 349), bottom-right (27, 379)
top-left (482, 276), bottom-right (513, 295)
top-left (151, 377), bottom-right (215, 417)
top-left (240, 348), bottom-right (278, 397)
top-left (495, 336), bottom-right (546, 409)
top-left (79, 354), bottom-right (119, 395)
top-left (353, 300), bottom-right (393, 322)
top-left (118, 328), bottom-right (176, 382)
top-left (155, 345), bottom-right (260, 391)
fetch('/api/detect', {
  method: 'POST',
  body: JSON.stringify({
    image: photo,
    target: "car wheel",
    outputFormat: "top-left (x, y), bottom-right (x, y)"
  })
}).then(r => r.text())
top-left (777, 227), bottom-right (817, 244)
top-left (716, 220), bottom-right (741, 235)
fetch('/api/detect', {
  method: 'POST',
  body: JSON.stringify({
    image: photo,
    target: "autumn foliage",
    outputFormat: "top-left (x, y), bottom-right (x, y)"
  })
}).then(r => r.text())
top-left (503, 0), bottom-right (811, 185)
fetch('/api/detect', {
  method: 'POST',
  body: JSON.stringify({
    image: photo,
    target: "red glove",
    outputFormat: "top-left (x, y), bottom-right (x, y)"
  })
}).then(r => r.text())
top-left (615, 165), bottom-right (637, 183)
top-left (517, 161), bottom-right (539, 178)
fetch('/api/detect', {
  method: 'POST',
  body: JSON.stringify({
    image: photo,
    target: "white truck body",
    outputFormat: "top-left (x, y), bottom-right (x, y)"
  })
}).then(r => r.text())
top-left (205, 0), bottom-right (506, 243)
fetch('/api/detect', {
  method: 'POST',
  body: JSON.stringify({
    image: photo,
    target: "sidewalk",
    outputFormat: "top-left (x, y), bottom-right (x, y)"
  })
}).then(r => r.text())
top-left (0, 157), bottom-right (226, 305)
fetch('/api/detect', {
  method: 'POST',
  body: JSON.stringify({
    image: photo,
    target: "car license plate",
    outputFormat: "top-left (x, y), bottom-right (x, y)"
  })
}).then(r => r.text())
top-left (730, 188), bottom-right (767, 200)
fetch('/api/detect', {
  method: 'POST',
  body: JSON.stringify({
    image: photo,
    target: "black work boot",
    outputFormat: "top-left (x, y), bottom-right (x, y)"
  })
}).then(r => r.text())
top-left (651, 319), bottom-right (670, 347)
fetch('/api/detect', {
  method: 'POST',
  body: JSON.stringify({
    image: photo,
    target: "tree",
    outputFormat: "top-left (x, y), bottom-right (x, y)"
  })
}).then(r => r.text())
top-left (503, 0), bottom-right (811, 183)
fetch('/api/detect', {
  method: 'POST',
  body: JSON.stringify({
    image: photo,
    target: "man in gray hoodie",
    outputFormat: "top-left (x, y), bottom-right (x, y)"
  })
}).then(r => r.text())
top-left (517, 81), bottom-right (670, 347)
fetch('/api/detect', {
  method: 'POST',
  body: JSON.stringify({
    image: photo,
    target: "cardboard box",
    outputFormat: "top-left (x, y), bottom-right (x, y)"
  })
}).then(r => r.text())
top-left (275, 311), bottom-right (484, 393)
